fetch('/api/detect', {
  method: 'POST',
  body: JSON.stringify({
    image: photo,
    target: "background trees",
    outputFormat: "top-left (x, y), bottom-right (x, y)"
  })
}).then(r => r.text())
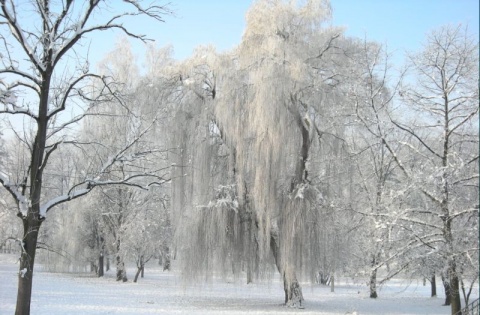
top-left (0, 1), bottom-right (169, 314)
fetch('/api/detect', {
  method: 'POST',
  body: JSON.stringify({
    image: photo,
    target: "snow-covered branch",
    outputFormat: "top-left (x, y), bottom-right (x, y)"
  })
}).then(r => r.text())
top-left (0, 68), bottom-right (40, 87)
top-left (47, 73), bottom-right (105, 118)
top-left (53, 2), bottom-right (170, 68)
top-left (0, 1), bottom-right (46, 72)
top-left (0, 172), bottom-right (29, 218)
top-left (390, 119), bottom-right (442, 159)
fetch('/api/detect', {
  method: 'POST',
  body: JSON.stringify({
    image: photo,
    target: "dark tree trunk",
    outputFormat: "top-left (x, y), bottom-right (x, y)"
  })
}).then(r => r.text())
top-left (15, 216), bottom-right (42, 315)
top-left (431, 273), bottom-right (436, 297)
top-left (369, 269), bottom-right (378, 298)
top-left (141, 266), bottom-right (144, 278)
top-left (330, 274), bottom-right (335, 292)
top-left (134, 267), bottom-right (142, 283)
top-left (162, 246), bottom-right (171, 271)
top-left (442, 206), bottom-right (462, 314)
top-left (134, 256), bottom-right (145, 283)
top-left (98, 253), bottom-right (104, 277)
top-left (115, 240), bottom-right (127, 282)
top-left (116, 261), bottom-right (127, 282)
top-left (448, 266), bottom-right (462, 315)
top-left (106, 256), bottom-right (110, 271)
top-left (369, 255), bottom-right (378, 298)
top-left (442, 275), bottom-right (451, 306)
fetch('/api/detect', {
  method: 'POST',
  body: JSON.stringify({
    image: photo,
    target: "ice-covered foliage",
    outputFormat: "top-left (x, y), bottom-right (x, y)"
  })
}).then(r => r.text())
top-left (170, 0), bottom-right (359, 306)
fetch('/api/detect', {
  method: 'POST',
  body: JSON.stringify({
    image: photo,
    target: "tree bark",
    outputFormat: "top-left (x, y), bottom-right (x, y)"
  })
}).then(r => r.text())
top-left (98, 253), bottom-right (104, 277)
top-left (115, 240), bottom-right (127, 282)
top-left (270, 231), bottom-right (304, 308)
top-left (442, 274), bottom-right (451, 306)
top-left (369, 255), bottom-right (378, 298)
top-left (448, 264), bottom-right (462, 315)
top-left (15, 216), bottom-right (42, 315)
top-left (330, 274), bottom-right (335, 293)
top-left (369, 269), bottom-right (378, 298)
top-left (162, 248), bottom-right (171, 271)
top-left (431, 273), bottom-right (436, 297)
top-left (133, 267), bottom-right (142, 283)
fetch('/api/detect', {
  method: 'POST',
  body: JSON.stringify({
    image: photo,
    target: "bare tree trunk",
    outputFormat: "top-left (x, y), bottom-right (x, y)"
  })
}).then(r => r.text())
top-left (98, 253), bottom-right (104, 277)
top-left (431, 273), bottom-right (436, 297)
top-left (14, 58), bottom-right (51, 315)
top-left (448, 264), bottom-right (462, 315)
top-left (442, 274), bottom-right (451, 306)
top-left (162, 247), bottom-right (171, 271)
top-left (116, 259), bottom-right (127, 282)
top-left (15, 216), bottom-right (42, 315)
top-left (369, 255), bottom-right (378, 298)
top-left (330, 274), bottom-right (335, 293)
top-left (270, 232), bottom-right (304, 308)
top-left (443, 204), bottom-right (461, 314)
top-left (115, 240), bottom-right (127, 282)
top-left (283, 270), bottom-right (303, 307)
top-left (369, 269), bottom-right (378, 298)
top-left (133, 267), bottom-right (142, 283)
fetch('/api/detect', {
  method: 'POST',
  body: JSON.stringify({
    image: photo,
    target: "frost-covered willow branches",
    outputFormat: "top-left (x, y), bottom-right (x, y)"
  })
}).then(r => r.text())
top-left (170, 0), bottom-right (358, 308)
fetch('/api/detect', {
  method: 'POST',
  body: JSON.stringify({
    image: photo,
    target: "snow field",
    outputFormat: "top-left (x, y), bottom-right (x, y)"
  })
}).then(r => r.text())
top-left (0, 254), bottom-right (474, 314)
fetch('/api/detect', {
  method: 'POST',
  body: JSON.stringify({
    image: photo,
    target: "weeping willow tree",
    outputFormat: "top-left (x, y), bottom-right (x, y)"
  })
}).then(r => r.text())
top-left (171, 0), bottom-right (357, 307)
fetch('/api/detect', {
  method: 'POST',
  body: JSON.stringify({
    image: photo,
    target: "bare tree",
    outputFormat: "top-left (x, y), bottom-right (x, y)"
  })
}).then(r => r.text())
top-left (348, 39), bottom-right (411, 298)
top-left (389, 24), bottom-right (478, 315)
top-left (0, 1), bottom-right (170, 314)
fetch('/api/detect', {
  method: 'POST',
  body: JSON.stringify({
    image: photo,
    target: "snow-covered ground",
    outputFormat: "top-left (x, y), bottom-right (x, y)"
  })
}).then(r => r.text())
top-left (0, 254), bottom-right (475, 314)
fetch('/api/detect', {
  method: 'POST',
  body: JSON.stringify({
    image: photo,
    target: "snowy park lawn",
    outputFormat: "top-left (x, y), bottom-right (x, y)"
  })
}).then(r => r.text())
top-left (0, 254), bottom-right (473, 315)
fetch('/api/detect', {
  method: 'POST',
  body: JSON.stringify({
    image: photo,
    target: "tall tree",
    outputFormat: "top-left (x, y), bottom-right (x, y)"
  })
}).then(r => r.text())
top-left (391, 24), bottom-right (478, 315)
top-left (171, 0), bottom-right (356, 307)
top-left (0, 1), bottom-right (169, 314)
top-left (348, 39), bottom-right (409, 298)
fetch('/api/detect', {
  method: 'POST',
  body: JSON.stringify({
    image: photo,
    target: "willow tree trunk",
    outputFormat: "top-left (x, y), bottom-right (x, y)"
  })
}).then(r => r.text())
top-left (270, 232), bottom-right (304, 307)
